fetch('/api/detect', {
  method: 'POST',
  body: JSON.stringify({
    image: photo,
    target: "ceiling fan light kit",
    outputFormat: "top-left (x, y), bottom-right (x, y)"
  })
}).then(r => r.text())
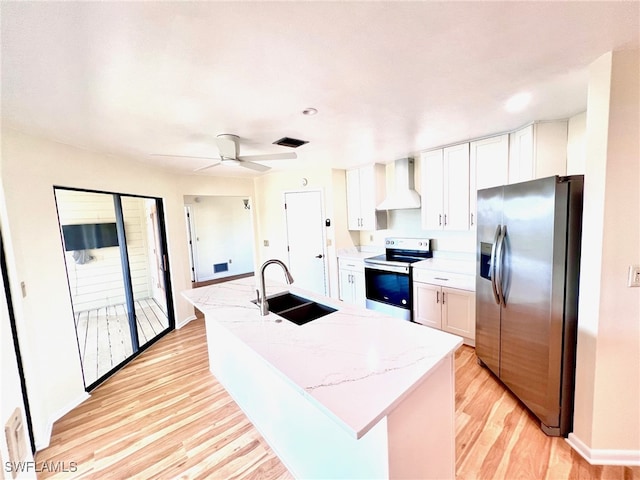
top-left (153, 133), bottom-right (303, 173)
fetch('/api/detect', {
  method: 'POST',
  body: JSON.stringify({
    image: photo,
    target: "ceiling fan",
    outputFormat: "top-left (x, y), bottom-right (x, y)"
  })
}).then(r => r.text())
top-left (152, 134), bottom-right (297, 172)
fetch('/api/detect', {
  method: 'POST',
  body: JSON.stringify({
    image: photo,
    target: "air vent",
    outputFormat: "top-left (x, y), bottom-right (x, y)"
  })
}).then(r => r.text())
top-left (273, 137), bottom-right (308, 148)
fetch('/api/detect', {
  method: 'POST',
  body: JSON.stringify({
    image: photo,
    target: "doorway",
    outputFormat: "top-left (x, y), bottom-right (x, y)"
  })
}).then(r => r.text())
top-left (184, 196), bottom-right (255, 283)
top-left (54, 188), bottom-right (174, 390)
top-left (284, 190), bottom-right (328, 296)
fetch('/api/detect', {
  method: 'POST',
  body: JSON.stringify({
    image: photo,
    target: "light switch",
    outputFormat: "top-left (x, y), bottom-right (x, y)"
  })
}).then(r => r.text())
top-left (628, 265), bottom-right (640, 287)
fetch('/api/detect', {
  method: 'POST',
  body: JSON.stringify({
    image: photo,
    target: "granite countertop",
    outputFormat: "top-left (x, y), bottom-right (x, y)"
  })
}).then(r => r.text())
top-left (182, 277), bottom-right (462, 439)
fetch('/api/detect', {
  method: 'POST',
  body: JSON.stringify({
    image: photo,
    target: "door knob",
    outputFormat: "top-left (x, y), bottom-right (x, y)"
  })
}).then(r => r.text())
top-left (315, 254), bottom-right (324, 258)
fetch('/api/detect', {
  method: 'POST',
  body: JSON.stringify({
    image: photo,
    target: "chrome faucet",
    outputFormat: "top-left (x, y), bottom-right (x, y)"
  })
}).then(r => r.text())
top-left (257, 259), bottom-right (294, 315)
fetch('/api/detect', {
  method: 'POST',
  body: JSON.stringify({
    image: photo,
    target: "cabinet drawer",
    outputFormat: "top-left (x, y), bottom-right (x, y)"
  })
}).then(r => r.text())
top-left (338, 258), bottom-right (364, 272)
top-left (413, 269), bottom-right (475, 291)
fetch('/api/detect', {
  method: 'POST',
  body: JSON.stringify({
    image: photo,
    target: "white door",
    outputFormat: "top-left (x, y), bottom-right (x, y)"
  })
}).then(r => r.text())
top-left (184, 206), bottom-right (197, 282)
top-left (284, 191), bottom-right (328, 296)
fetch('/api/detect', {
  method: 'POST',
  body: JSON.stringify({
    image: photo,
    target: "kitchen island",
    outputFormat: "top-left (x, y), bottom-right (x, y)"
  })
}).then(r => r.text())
top-left (182, 276), bottom-right (462, 479)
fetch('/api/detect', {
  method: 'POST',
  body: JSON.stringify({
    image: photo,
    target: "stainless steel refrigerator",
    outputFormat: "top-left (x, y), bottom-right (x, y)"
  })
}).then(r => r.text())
top-left (476, 175), bottom-right (583, 437)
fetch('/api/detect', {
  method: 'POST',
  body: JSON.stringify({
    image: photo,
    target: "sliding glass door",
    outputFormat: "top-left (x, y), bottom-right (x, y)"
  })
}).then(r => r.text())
top-left (54, 188), bottom-right (173, 390)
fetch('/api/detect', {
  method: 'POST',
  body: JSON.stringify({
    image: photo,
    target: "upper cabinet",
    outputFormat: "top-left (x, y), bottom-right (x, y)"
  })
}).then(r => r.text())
top-left (346, 164), bottom-right (387, 231)
top-left (508, 121), bottom-right (568, 184)
top-left (469, 134), bottom-right (509, 228)
top-left (421, 143), bottom-right (470, 231)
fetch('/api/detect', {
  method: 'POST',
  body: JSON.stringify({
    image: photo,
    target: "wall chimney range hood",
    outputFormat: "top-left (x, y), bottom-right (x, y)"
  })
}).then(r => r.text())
top-left (376, 158), bottom-right (421, 210)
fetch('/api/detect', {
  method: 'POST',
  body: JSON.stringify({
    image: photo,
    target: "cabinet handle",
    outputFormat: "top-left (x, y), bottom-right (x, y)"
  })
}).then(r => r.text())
top-left (442, 292), bottom-right (445, 304)
top-left (470, 213), bottom-right (474, 226)
top-left (436, 291), bottom-right (440, 303)
top-left (444, 214), bottom-right (448, 226)
top-left (438, 214), bottom-right (442, 226)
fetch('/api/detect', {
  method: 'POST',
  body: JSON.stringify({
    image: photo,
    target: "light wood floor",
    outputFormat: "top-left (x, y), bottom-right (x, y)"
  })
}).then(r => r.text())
top-left (37, 318), bottom-right (639, 479)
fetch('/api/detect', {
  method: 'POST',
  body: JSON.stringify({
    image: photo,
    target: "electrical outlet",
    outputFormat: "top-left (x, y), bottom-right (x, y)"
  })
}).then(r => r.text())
top-left (263, 240), bottom-right (269, 247)
top-left (628, 265), bottom-right (640, 287)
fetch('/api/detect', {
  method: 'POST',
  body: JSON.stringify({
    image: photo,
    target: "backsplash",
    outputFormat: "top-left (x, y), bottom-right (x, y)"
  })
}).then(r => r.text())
top-left (358, 209), bottom-right (476, 257)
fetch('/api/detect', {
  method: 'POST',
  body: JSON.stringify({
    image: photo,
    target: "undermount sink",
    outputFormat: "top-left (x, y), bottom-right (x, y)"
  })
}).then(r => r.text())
top-left (252, 292), bottom-right (337, 325)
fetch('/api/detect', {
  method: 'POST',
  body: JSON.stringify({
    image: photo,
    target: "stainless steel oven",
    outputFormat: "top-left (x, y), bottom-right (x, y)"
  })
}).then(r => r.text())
top-left (364, 237), bottom-right (432, 320)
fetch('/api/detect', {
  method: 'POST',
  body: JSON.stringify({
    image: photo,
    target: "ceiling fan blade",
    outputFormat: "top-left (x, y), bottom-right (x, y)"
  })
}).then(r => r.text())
top-left (193, 161), bottom-right (222, 172)
top-left (237, 152), bottom-right (297, 162)
top-left (216, 134), bottom-right (239, 159)
top-left (150, 153), bottom-right (219, 160)
top-left (239, 161), bottom-right (271, 172)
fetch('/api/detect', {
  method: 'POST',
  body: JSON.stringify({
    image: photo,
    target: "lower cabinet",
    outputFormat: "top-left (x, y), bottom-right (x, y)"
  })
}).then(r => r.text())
top-left (413, 270), bottom-right (476, 346)
top-left (338, 258), bottom-right (366, 307)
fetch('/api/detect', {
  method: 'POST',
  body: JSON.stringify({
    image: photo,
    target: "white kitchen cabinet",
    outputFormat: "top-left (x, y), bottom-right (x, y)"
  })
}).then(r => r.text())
top-left (508, 121), bottom-right (568, 184)
top-left (346, 164), bottom-right (387, 231)
top-left (338, 258), bottom-right (366, 307)
top-left (413, 265), bottom-right (476, 346)
top-left (469, 134), bottom-right (509, 228)
top-left (413, 282), bottom-right (442, 329)
top-left (421, 143), bottom-right (470, 231)
top-left (441, 287), bottom-right (475, 342)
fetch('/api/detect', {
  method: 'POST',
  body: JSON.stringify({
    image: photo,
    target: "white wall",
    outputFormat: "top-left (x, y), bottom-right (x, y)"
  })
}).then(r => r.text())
top-left (570, 50), bottom-right (640, 463)
top-left (0, 127), bottom-right (255, 449)
top-left (184, 195), bottom-right (255, 282)
top-left (1, 188), bottom-right (36, 478)
top-left (253, 166), bottom-right (343, 298)
top-left (567, 111), bottom-right (587, 175)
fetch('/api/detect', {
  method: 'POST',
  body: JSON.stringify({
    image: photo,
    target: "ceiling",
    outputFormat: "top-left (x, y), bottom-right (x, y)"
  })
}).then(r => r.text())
top-left (2, 2), bottom-right (638, 177)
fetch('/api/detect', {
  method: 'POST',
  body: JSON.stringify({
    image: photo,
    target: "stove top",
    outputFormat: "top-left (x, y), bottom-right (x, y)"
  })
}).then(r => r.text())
top-left (364, 237), bottom-right (432, 269)
top-left (367, 253), bottom-right (428, 264)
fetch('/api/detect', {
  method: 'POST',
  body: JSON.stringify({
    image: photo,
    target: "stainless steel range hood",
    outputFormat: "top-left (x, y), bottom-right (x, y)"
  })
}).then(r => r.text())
top-left (376, 158), bottom-right (421, 210)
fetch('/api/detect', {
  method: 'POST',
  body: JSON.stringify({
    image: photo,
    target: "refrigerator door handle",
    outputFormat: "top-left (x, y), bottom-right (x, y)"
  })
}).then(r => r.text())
top-left (495, 225), bottom-right (507, 306)
top-left (490, 225), bottom-right (501, 304)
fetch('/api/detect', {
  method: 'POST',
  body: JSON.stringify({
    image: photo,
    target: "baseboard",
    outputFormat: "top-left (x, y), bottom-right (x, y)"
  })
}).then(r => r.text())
top-left (567, 433), bottom-right (640, 466)
top-left (177, 314), bottom-right (197, 330)
top-left (36, 391), bottom-right (90, 451)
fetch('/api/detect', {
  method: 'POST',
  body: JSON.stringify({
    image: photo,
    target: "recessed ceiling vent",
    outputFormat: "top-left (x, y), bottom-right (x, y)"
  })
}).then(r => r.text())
top-left (273, 137), bottom-right (308, 148)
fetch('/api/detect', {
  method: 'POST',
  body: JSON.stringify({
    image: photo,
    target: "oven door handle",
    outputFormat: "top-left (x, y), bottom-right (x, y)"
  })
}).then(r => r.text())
top-left (364, 263), bottom-right (409, 274)
top-left (364, 258), bottom-right (395, 268)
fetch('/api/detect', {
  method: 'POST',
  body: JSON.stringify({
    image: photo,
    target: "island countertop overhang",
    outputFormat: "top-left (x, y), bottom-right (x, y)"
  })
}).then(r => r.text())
top-left (182, 276), bottom-right (462, 439)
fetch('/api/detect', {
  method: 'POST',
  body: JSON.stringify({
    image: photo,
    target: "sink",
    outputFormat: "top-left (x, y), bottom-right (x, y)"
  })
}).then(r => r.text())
top-left (275, 301), bottom-right (337, 325)
top-left (255, 292), bottom-right (309, 313)
top-left (252, 292), bottom-right (337, 325)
